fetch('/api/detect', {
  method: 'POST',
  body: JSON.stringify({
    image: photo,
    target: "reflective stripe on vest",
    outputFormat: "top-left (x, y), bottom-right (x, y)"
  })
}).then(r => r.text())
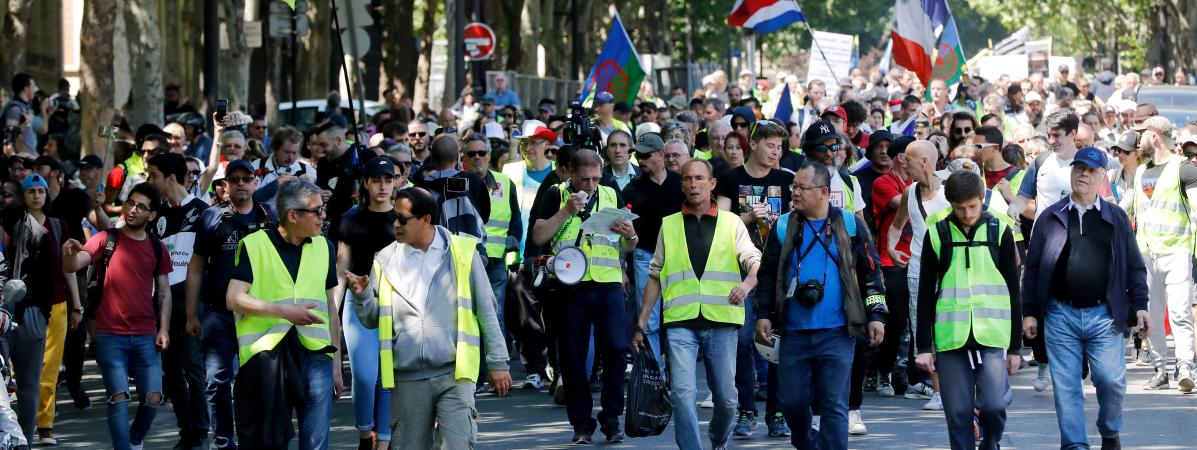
top-left (484, 171), bottom-right (515, 259)
top-left (374, 234), bottom-right (483, 388)
top-left (927, 217), bottom-right (1012, 352)
top-left (659, 211), bottom-right (745, 326)
top-left (552, 184), bottom-right (623, 283)
top-left (235, 230), bottom-right (332, 366)
top-left (1133, 158), bottom-right (1193, 254)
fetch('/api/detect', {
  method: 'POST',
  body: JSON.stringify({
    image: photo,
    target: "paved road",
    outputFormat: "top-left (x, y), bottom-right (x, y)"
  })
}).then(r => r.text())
top-left (40, 350), bottom-right (1197, 449)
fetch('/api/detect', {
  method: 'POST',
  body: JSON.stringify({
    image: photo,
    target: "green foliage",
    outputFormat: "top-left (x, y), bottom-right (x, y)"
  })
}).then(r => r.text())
top-left (966, 0), bottom-right (1152, 70)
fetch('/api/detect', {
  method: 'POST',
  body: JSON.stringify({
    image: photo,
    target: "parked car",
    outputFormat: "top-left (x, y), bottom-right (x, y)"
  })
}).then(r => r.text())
top-left (1135, 86), bottom-right (1197, 109)
top-left (277, 99), bottom-right (385, 132)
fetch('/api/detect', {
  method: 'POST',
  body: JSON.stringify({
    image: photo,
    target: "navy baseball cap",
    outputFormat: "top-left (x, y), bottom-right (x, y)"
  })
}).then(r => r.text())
top-left (594, 91), bottom-right (615, 105)
top-left (364, 156), bottom-right (395, 177)
top-left (1071, 146), bottom-right (1108, 170)
top-left (225, 159), bottom-right (256, 176)
top-left (78, 155), bottom-right (103, 168)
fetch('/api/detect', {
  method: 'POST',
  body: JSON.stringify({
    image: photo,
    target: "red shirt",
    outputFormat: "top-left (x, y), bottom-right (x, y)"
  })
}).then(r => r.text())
top-left (872, 172), bottom-right (910, 267)
top-left (984, 166), bottom-right (1016, 190)
top-left (83, 229), bottom-right (172, 335)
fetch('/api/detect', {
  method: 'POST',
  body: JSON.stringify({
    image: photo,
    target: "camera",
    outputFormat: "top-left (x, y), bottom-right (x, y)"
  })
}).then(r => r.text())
top-left (562, 101), bottom-right (602, 150)
top-left (794, 279), bottom-right (825, 307)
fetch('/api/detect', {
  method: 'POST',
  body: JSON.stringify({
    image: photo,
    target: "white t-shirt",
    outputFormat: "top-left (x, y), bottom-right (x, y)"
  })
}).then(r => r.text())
top-left (906, 182), bottom-right (949, 276)
top-left (1028, 153), bottom-right (1074, 220)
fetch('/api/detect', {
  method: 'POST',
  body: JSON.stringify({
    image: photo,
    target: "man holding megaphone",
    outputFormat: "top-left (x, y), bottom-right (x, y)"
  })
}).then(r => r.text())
top-left (530, 149), bottom-right (638, 445)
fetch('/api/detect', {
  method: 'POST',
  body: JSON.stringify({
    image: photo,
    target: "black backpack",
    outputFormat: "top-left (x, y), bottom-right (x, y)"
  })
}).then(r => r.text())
top-left (934, 215), bottom-right (1002, 285)
top-left (84, 229), bottom-right (164, 319)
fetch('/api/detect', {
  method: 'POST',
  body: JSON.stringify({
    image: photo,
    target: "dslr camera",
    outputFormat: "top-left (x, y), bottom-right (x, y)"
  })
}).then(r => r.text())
top-left (562, 101), bottom-right (602, 151)
top-left (794, 279), bottom-right (825, 307)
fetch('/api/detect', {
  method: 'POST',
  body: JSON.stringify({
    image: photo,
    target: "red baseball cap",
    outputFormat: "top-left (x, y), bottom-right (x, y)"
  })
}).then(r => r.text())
top-left (516, 120), bottom-right (558, 142)
top-left (821, 105), bottom-right (848, 123)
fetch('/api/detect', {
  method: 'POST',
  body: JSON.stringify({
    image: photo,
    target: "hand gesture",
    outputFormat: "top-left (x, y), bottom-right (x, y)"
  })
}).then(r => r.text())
top-left (751, 202), bottom-right (769, 220)
top-left (888, 247), bottom-right (910, 268)
top-left (728, 284), bottom-right (750, 306)
top-left (915, 352), bottom-right (936, 374)
top-left (1022, 316), bottom-right (1038, 340)
top-left (62, 239), bottom-right (83, 258)
top-left (867, 320), bottom-right (885, 347)
top-left (280, 303), bottom-right (325, 326)
top-left (755, 319), bottom-right (774, 346)
top-left (565, 192), bottom-right (588, 215)
top-left (345, 271), bottom-right (369, 295)
top-left (489, 370), bottom-right (513, 396)
top-left (1133, 310), bottom-right (1151, 338)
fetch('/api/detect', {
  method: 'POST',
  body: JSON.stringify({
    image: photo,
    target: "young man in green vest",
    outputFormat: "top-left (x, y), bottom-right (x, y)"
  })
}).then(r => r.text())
top-left (530, 149), bottom-right (638, 445)
top-left (915, 171), bottom-right (1022, 450)
top-left (226, 179), bottom-right (343, 450)
top-left (632, 159), bottom-right (761, 450)
top-left (348, 187), bottom-right (511, 450)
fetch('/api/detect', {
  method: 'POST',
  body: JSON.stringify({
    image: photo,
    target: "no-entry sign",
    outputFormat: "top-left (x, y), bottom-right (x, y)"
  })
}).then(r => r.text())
top-left (464, 22), bottom-right (496, 61)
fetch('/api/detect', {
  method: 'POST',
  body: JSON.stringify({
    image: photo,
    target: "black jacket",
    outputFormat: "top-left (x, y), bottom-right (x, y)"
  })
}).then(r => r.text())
top-left (756, 206), bottom-right (887, 337)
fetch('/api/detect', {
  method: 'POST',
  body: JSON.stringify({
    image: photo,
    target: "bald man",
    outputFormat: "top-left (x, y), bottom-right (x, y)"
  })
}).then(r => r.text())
top-left (1076, 123), bottom-right (1096, 149)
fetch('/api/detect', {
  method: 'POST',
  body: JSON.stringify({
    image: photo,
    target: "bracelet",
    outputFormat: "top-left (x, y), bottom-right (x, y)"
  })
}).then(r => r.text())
top-left (628, 234), bottom-right (639, 241)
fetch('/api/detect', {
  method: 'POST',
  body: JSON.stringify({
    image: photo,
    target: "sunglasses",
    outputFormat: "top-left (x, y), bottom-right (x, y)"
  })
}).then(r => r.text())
top-left (732, 121), bottom-right (750, 129)
top-left (408, 132), bottom-right (427, 138)
top-left (465, 150), bottom-right (488, 158)
top-left (544, 147), bottom-right (557, 156)
top-left (811, 143), bottom-right (842, 153)
top-left (1186, 152), bottom-right (1197, 160)
top-left (974, 143), bottom-right (998, 150)
top-left (915, 122), bottom-right (930, 129)
top-left (225, 175), bottom-right (255, 185)
top-left (953, 127), bottom-right (973, 134)
top-left (389, 211), bottom-right (416, 225)
top-left (294, 205), bottom-right (327, 216)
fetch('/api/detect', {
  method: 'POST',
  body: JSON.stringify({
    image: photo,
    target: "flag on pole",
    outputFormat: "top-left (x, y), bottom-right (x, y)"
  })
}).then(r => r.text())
top-left (773, 85), bottom-right (794, 122)
top-left (891, 0), bottom-right (946, 87)
top-left (929, 5), bottom-right (967, 88)
top-left (727, 0), bottom-right (805, 34)
top-left (578, 13), bottom-right (645, 107)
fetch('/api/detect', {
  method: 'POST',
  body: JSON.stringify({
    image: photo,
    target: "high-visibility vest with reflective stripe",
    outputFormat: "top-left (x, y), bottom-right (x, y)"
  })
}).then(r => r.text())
top-left (552, 184), bottom-right (622, 283)
top-left (927, 217), bottom-right (1012, 352)
top-left (374, 234), bottom-right (483, 388)
top-left (484, 170), bottom-right (515, 259)
top-left (1132, 157), bottom-right (1193, 254)
top-left (659, 211), bottom-right (744, 326)
top-left (235, 230), bottom-right (332, 366)
top-left (693, 148), bottom-right (713, 160)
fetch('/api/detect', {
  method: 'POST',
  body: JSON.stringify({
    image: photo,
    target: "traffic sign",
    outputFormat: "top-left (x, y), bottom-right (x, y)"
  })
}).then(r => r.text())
top-left (464, 22), bottom-right (496, 61)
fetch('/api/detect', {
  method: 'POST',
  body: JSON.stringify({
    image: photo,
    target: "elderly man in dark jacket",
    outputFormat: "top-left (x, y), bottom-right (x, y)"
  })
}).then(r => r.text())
top-left (1022, 147), bottom-right (1150, 450)
top-left (755, 162), bottom-right (886, 450)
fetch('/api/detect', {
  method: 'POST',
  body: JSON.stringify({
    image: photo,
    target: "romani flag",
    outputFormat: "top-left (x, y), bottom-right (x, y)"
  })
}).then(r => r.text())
top-left (578, 13), bottom-right (645, 107)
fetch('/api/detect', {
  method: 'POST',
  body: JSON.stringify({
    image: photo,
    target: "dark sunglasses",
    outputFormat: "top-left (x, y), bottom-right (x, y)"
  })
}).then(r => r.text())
top-left (544, 147), bottom-right (557, 156)
top-left (224, 175), bottom-right (255, 185)
top-left (732, 121), bottom-right (750, 129)
top-left (408, 132), bottom-right (427, 138)
top-left (389, 211), bottom-right (416, 225)
top-left (811, 143), bottom-right (843, 153)
top-left (294, 205), bottom-right (327, 216)
top-left (953, 127), bottom-right (973, 134)
top-left (1186, 152), bottom-right (1197, 160)
top-left (465, 150), bottom-right (488, 158)
top-left (915, 121), bottom-right (930, 129)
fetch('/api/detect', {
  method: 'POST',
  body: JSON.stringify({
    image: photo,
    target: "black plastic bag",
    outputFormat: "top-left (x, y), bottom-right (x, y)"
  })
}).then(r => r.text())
top-left (624, 333), bottom-right (673, 437)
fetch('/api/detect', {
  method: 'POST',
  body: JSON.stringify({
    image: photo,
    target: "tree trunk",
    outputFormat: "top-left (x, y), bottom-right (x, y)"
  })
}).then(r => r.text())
top-left (413, 0), bottom-right (438, 111)
top-left (380, 0), bottom-right (416, 102)
top-left (1147, 0), bottom-right (1197, 78)
top-left (0, 0), bottom-right (34, 98)
top-left (515, 0), bottom-right (538, 75)
top-left (265, 25), bottom-right (284, 129)
top-left (220, 0), bottom-right (249, 112)
top-left (298, 0), bottom-right (331, 99)
top-left (499, 0), bottom-right (524, 72)
top-left (123, 0), bottom-right (163, 129)
top-left (80, 0), bottom-right (118, 172)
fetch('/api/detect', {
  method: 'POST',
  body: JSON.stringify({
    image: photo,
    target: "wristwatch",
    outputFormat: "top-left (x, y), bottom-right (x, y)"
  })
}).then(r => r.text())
top-left (72, 307), bottom-right (84, 315)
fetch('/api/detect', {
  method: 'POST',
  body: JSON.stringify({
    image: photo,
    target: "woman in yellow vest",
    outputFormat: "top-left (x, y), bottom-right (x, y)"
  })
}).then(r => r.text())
top-left (914, 171), bottom-right (1022, 450)
top-left (348, 187), bottom-right (511, 450)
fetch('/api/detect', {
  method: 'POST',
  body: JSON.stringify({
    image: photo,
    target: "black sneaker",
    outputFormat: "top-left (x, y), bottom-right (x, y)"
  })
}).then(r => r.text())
top-left (68, 382), bottom-right (90, 409)
top-left (571, 430), bottom-right (593, 445)
top-left (1101, 435), bottom-right (1121, 450)
top-left (604, 431), bottom-right (624, 443)
top-left (863, 374), bottom-right (878, 393)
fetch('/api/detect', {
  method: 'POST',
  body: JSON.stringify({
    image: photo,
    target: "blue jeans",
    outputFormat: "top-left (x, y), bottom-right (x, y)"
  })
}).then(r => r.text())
top-left (1045, 300), bottom-right (1126, 449)
top-left (94, 333), bottom-right (163, 450)
top-left (632, 248), bottom-right (663, 366)
top-left (777, 327), bottom-right (855, 450)
top-left (294, 354), bottom-right (334, 450)
top-left (202, 308), bottom-right (239, 448)
top-left (666, 326), bottom-right (738, 449)
top-left (935, 348), bottom-right (1011, 450)
top-left (343, 294), bottom-right (392, 442)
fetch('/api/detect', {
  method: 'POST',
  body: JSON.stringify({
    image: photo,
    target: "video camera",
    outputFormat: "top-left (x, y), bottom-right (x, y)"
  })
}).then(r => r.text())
top-left (562, 101), bottom-right (603, 151)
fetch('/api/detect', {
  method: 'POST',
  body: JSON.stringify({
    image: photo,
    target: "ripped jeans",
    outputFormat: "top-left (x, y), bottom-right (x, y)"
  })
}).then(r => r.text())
top-left (95, 333), bottom-right (163, 450)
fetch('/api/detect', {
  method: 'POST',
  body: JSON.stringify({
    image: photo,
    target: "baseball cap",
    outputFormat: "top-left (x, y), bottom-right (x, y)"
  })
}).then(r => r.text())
top-left (1117, 98), bottom-right (1137, 113)
top-left (802, 120), bottom-right (841, 151)
top-left (483, 121), bottom-right (506, 140)
top-left (1024, 91), bottom-right (1044, 104)
top-left (1179, 134), bottom-right (1197, 149)
top-left (1133, 116), bottom-right (1173, 136)
top-left (20, 174), bottom-right (47, 192)
top-left (1071, 146), bottom-right (1109, 170)
top-left (514, 119), bottom-right (557, 142)
top-left (633, 132), bottom-right (666, 155)
top-left (1135, 103), bottom-right (1160, 122)
top-left (939, 158), bottom-right (981, 180)
top-left (635, 122), bottom-right (661, 141)
top-left (78, 155), bottom-right (103, 169)
top-left (225, 159), bottom-right (256, 176)
top-left (33, 155), bottom-right (62, 173)
top-left (821, 105), bottom-right (848, 123)
top-left (594, 91), bottom-right (616, 105)
top-left (1112, 130), bottom-right (1140, 153)
top-left (135, 123), bottom-right (169, 145)
top-left (363, 156), bottom-right (395, 177)
top-left (888, 136), bottom-right (916, 159)
top-left (667, 95), bottom-right (688, 110)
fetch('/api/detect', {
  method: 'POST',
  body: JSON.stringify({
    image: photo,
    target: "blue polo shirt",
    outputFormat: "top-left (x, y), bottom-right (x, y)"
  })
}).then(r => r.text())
top-left (785, 218), bottom-right (846, 331)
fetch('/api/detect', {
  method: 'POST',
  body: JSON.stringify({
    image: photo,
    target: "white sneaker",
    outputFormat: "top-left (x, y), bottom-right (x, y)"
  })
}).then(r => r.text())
top-left (811, 415), bottom-right (821, 432)
top-left (847, 410), bottom-right (867, 435)
top-left (698, 392), bottom-right (714, 408)
top-left (1033, 364), bottom-right (1051, 392)
top-left (922, 392), bottom-right (943, 411)
top-left (1178, 363), bottom-right (1196, 394)
top-left (523, 373), bottom-right (545, 390)
top-left (905, 381), bottom-right (934, 399)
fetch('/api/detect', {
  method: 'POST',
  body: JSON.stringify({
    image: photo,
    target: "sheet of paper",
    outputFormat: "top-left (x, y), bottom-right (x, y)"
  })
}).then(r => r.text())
top-left (580, 208), bottom-right (639, 237)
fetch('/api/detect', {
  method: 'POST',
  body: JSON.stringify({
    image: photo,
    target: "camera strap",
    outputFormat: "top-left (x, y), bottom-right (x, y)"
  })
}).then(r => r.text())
top-left (789, 218), bottom-right (837, 297)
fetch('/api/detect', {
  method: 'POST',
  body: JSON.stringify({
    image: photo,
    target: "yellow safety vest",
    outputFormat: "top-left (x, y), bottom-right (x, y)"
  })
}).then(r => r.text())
top-left (1131, 157), bottom-right (1194, 254)
top-left (234, 230), bottom-right (332, 366)
top-left (484, 171), bottom-right (516, 259)
top-left (374, 234), bottom-right (483, 388)
top-left (552, 184), bottom-right (623, 283)
top-left (659, 211), bottom-right (745, 326)
top-left (927, 216), bottom-right (1012, 352)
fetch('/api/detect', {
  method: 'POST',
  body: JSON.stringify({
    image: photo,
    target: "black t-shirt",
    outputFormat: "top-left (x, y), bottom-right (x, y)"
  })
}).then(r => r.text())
top-left (153, 196), bottom-right (210, 288)
top-left (337, 208), bottom-right (396, 275)
top-left (1138, 159), bottom-right (1197, 200)
top-left (853, 167), bottom-right (884, 233)
top-left (195, 203), bottom-right (277, 307)
top-left (316, 146), bottom-right (377, 238)
top-left (531, 184), bottom-right (626, 243)
top-left (51, 187), bottom-right (92, 243)
top-left (232, 228), bottom-right (338, 290)
top-left (622, 172), bottom-right (684, 251)
top-left (714, 165), bottom-right (793, 248)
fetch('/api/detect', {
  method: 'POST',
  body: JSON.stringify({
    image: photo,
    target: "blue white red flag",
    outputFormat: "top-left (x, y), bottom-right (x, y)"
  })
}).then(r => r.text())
top-left (727, 0), bottom-right (805, 34)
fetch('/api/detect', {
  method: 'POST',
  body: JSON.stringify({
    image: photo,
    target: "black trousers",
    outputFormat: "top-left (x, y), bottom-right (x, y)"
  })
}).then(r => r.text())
top-left (875, 266), bottom-right (910, 376)
top-left (559, 282), bottom-right (628, 434)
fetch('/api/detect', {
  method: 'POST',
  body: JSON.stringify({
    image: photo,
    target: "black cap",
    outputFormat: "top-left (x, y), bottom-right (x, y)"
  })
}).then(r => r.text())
top-left (135, 124), bottom-right (169, 145)
top-left (33, 155), bottom-right (62, 172)
top-left (78, 155), bottom-right (103, 168)
top-left (888, 135), bottom-right (917, 159)
top-left (867, 130), bottom-right (893, 150)
top-left (364, 156), bottom-right (395, 177)
top-left (225, 159), bottom-right (255, 176)
top-left (801, 120), bottom-right (841, 151)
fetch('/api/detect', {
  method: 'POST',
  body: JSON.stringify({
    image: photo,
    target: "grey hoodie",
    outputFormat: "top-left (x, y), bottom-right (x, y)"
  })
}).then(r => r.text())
top-left (354, 226), bottom-right (509, 382)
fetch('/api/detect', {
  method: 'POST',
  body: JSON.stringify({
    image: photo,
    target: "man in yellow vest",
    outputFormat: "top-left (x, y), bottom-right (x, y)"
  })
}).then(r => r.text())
top-left (347, 187), bottom-right (511, 449)
top-left (632, 159), bottom-right (760, 450)
top-left (914, 171), bottom-right (1022, 450)
top-left (530, 149), bottom-right (638, 445)
top-left (226, 179), bottom-right (343, 450)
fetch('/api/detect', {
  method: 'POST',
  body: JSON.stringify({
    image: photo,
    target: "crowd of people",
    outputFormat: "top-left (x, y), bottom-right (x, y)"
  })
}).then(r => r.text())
top-left (0, 56), bottom-right (1191, 450)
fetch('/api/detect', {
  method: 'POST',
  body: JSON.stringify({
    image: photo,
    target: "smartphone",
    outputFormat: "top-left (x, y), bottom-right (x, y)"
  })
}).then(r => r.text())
top-left (216, 98), bottom-right (229, 124)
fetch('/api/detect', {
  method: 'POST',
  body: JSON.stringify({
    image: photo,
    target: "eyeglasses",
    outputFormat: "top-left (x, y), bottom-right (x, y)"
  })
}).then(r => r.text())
top-left (390, 211), bottom-right (415, 225)
top-left (973, 143), bottom-right (998, 150)
top-left (408, 132), bottom-right (427, 138)
top-left (1186, 152), bottom-right (1197, 160)
top-left (225, 175), bottom-right (255, 185)
top-left (953, 127), bottom-right (973, 135)
top-left (189, 170), bottom-right (201, 176)
top-left (465, 150), bottom-right (488, 158)
top-left (732, 121), bottom-right (750, 129)
top-left (795, 184), bottom-right (825, 192)
top-left (811, 143), bottom-right (842, 153)
top-left (543, 147), bottom-right (557, 156)
top-left (915, 122), bottom-right (930, 129)
top-left (294, 205), bottom-right (327, 216)
top-left (123, 200), bottom-right (152, 212)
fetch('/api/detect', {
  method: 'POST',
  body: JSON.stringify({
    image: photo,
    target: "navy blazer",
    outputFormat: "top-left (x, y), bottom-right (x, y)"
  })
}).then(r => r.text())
top-left (1022, 197), bottom-right (1149, 332)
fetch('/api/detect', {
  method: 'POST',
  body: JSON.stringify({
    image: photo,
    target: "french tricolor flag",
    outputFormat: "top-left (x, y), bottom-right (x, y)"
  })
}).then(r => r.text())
top-left (891, 0), bottom-right (947, 87)
top-left (727, 0), bottom-right (806, 34)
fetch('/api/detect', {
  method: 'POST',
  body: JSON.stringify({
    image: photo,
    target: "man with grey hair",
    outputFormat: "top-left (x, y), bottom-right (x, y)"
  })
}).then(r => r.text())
top-left (664, 139), bottom-right (692, 174)
top-left (254, 126), bottom-right (316, 209)
top-left (227, 179), bottom-right (343, 449)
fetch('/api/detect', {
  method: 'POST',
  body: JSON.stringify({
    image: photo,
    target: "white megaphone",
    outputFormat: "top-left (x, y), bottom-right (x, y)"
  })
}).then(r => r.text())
top-left (755, 333), bottom-right (781, 364)
top-left (547, 246), bottom-right (588, 286)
